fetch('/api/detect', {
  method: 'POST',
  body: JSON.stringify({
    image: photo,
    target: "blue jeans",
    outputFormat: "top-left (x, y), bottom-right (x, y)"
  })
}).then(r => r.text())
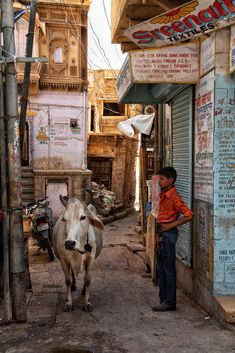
top-left (156, 227), bottom-right (178, 306)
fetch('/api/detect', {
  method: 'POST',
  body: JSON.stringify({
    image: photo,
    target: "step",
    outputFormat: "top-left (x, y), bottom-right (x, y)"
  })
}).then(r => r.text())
top-left (22, 186), bottom-right (34, 193)
top-left (214, 295), bottom-right (235, 323)
top-left (22, 196), bottom-right (35, 204)
top-left (21, 172), bottom-right (34, 178)
top-left (22, 179), bottom-right (34, 186)
top-left (21, 166), bottom-right (33, 171)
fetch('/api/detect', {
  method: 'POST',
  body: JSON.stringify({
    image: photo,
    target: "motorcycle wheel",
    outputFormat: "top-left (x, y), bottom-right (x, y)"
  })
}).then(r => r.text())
top-left (44, 238), bottom-right (54, 261)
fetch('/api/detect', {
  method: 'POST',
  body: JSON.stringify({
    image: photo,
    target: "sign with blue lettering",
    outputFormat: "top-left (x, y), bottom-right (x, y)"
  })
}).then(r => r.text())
top-left (230, 24), bottom-right (235, 72)
top-left (124, 0), bottom-right (235, 48)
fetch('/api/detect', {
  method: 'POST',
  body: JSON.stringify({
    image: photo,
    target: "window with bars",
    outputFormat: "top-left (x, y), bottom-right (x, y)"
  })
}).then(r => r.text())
top-left (88, 158), bottom-right (112, 190)
top-left (103, 102), bottom-right (125, 116)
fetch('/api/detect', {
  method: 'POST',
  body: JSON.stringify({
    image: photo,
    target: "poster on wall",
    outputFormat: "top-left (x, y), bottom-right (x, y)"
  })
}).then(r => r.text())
top-left (230, 25), bottom-right (235, 73)
top-left (124, 0), bottom-right (235, 49)
top-left (131, 41), bottom-right (199, 84)
top-left (214, 79), bottom-right (235, 218)
top-left (163, 104), bottom-right (172, 167)
top-left (200, 32), bottom-right (215, 77)
top-left (195, 70), bottom-right (214, 203)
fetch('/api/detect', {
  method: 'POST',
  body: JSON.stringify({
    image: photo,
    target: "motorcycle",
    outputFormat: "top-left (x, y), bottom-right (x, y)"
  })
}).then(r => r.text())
top-left (24, 197), bottom-right (54, 261)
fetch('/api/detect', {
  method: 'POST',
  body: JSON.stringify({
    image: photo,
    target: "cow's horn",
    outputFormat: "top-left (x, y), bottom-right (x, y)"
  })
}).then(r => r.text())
top-left (59, 194), bottom-right (68, 206)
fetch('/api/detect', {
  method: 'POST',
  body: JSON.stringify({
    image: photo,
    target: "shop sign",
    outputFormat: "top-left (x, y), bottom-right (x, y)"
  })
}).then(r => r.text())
top-left (131, 41), bottom-right (199, 84)
top-left (117, 57), bottom-right (132, 101)
top-left (230, 24), bottom-right (235, 72)
top-left (195, 70), bottom-right (214, 203)
top-left (124, 0), bottom-right (235, 48)
top-left (200, 32), bottom-right (215, 76)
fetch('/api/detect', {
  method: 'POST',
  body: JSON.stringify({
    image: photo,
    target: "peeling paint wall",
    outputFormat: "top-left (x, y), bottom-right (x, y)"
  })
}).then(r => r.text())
top-left (214, 73), bottom-right (235, 294)
top-left (195, 28), bottom-right (235, 298)
top-left (29, 92), bottom-right (86, 170)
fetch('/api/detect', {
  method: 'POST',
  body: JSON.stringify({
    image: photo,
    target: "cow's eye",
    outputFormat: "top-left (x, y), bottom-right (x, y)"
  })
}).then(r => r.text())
top-left (80, 215), bottom-right (86, 221)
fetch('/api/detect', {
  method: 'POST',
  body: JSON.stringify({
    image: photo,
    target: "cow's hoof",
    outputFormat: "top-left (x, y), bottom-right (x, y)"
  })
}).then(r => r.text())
top-left (83, 303), bottom-right (92, 312)
top-left (64, 303), bottom-right (73, 312)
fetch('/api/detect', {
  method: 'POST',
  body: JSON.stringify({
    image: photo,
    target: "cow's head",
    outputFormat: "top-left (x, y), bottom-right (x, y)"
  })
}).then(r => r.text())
top-left (60, 196), bottom-right (103, 253)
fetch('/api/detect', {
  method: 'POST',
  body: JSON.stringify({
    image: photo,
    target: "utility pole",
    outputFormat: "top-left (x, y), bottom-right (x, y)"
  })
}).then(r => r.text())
top-left (19, 0), bottom-right (37, 152)
top-left (0, 3), bottom-right (11, 322)
top-left (2, 0), bottom-right (27, 321)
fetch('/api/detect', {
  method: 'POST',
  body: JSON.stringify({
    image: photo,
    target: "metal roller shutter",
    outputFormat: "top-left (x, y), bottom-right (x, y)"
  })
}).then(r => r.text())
top-left (172, 87), bottom-right (193, 266)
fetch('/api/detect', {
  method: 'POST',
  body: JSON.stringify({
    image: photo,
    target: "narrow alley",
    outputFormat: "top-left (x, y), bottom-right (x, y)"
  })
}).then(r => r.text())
top-left (0, 212), bottom-right (235, 353)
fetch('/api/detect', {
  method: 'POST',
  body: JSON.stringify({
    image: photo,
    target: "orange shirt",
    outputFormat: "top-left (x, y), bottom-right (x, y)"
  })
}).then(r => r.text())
top-left (158, 186), bottom-right (193, 223)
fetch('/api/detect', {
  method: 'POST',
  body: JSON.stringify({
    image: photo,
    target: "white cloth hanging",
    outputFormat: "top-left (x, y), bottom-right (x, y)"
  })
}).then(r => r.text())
top-left (117, 113), bottom-right (154, 138)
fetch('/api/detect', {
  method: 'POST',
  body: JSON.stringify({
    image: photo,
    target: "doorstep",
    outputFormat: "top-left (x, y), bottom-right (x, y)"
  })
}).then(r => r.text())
top-left (214, 296), bottom-right (235, 323)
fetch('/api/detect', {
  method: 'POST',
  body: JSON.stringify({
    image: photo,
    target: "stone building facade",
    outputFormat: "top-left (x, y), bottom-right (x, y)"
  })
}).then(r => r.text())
top-left (15, 0), bottom-right (91, 218)
top-left (87, 69), bottom-right (140, 208)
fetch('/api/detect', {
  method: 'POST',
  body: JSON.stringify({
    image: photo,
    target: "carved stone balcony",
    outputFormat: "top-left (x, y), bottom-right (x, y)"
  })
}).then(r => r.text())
top-left (17, 62), bottom-right (42, 84)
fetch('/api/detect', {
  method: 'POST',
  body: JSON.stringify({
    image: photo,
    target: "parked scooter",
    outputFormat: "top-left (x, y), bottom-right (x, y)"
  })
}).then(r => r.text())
top-left (24, 197), bottom-right (54, 261)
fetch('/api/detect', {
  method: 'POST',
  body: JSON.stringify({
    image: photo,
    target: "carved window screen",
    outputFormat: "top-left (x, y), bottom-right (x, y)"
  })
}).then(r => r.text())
top-left (54, 47), bottom-right (63, 63)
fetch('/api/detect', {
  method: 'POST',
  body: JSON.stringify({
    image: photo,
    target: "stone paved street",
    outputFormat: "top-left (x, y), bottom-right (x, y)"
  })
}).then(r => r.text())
top-left (0, 211), bottom-right (235, 353)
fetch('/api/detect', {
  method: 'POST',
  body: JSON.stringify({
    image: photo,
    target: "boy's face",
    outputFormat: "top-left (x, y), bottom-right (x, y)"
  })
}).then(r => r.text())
top-left (158, 174), bottom-right (174, 190)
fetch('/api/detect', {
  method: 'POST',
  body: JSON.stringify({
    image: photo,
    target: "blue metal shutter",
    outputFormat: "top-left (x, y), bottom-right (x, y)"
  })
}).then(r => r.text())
top-left (171, 87), bottom-right (193, 266)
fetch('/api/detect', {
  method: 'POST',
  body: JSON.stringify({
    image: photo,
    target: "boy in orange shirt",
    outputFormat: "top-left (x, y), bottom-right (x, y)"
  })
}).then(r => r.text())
top-left (152, 167), bottom-right (193, 312)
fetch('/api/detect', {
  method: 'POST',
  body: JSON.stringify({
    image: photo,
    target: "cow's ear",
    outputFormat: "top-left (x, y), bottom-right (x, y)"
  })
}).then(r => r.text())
top-left (86, 208), bottom-right (104, 230)
top-left (59, 194), bottom-right (68, 207)
top-left (61, 210), bottom-right (66, 222)
top-left (88, 216), bottom-right (104, 230)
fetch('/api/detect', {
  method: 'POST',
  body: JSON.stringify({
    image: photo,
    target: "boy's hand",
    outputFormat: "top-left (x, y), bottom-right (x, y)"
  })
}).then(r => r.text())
top-left (159, 223), bottom-right (174, 232)
top-left (159, 215), bottom-right (193, 233)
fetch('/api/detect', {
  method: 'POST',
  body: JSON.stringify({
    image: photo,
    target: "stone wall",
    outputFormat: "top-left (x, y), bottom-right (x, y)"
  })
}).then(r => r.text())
top-left (194, 28), bottom-right (235, 300)
top-left (88, 135), bottom-right (137, 207)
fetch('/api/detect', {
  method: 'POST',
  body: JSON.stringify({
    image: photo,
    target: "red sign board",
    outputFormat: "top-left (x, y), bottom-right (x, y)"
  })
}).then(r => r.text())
top-left (124, 0), bottom-right (235, 48)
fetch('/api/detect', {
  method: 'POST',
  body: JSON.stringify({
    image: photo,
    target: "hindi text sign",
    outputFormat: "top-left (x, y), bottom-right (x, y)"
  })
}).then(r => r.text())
top-left (131, 42), bottom-right (199, 84)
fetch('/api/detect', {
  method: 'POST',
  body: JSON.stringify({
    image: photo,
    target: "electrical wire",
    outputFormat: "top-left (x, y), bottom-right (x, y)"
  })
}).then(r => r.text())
top-left (56, 0), bottom-right (125, 112)
top-left (25, 1), bottom-right (142, 118)
top-left (88, 18), bottom-right (117, 77)
top-left (101, 0), bottom-right (123, 64)
top-left (54, 0), bottom-right (103, 69)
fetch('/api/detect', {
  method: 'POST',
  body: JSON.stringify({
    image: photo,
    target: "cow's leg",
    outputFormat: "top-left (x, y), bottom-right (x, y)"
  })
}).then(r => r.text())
top-left (82, 256), bottom-right (93, 312)
top-left (71, 269), bottom-right (77, 292)
top-left (60, 259), bottom-right (73, 311)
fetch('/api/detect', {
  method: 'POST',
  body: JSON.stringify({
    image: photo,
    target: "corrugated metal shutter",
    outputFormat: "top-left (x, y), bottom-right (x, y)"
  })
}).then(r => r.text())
top-left (171, 87), bottom-right (193, 266)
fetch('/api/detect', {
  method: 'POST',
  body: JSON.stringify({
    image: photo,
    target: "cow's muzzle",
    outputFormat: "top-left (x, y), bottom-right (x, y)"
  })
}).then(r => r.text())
top-left (65, 240), bottom-right (76, 250)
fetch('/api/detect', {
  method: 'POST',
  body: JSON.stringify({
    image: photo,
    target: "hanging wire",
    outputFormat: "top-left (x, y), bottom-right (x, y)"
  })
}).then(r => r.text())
top-left (33, 1), bottom-right (142, 117)
top-left (101, 0), bottom-right (123, 64)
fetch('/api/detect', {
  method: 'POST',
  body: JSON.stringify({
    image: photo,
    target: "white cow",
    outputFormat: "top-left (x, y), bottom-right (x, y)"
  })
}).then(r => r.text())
top-left (53, 196), bottom-right (103, 312)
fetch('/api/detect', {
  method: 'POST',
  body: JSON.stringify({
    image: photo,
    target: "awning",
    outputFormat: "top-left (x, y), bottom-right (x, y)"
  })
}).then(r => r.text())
top-left (117, 41), bottom-right (199, 104)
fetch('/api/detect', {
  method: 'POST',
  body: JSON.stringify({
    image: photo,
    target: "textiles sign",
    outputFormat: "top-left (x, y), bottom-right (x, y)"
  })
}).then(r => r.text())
top-left (124, 0), bottom-right (235, 48)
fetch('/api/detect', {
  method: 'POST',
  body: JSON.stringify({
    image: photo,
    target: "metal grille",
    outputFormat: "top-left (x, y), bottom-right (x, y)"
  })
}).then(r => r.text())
top-left (172, 87), bottom-right (193, 267)
top-left (88, 158), bottom-right (112, 190)
top-left (70, 66), bottom-right (77, 76)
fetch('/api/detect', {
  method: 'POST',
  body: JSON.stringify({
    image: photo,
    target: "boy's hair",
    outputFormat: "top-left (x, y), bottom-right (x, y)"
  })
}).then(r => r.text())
top-left (158, 167), bottom-right (177, 184)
